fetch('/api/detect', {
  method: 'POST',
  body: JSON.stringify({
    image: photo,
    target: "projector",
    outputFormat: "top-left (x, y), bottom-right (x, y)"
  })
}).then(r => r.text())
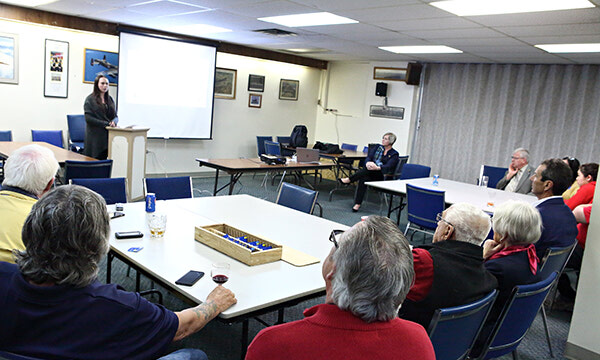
top-left (260, 154), bottom-right (287, 165)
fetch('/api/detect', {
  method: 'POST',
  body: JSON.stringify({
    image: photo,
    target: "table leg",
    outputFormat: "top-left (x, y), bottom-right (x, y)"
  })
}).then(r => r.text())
top-left (106, 251), bottom-right (113, 283)
top-left (229, 173), bottom-right (236, 195)
top-left (240, 319), bottom-right (249, 359)
top-left (136, 271), bottom-right (141, 292)
top-left (213, 169), bottom-right (220, 196)
top-left (387, 194), bottom-right (394, 217)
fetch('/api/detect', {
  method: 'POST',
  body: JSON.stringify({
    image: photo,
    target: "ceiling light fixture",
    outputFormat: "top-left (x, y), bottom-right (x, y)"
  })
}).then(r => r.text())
top-left (535, 43), bottom-right (600, 53)
top-left (379, 45), bottom-right (462, 54)
top-left (258, 12), bottom-right (358, 27)
top-left (430, 0), bottom-right (594, 16)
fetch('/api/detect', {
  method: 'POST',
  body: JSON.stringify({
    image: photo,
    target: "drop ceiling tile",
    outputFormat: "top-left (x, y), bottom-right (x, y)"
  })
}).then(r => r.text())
top-left (339, 3), bottom-right (452, 22)
top-left (441, 37), bottom-right (528, 46)
top-left (401, 27), bottom-right (503, 39)
top-left (126, 0), bottom-right (209, 16)
top-left (291, 0), bottom-right (420, 12)
top-left (519, 34), bottom-right (600, 45)
top-left (465, 8), bottom-right (600, 27)
top-left (497, 23), bottom-right (600, 37)
top-left (36, 0), bottom-right (114, 16)
top-left (375, 38), bottom-right (438, 47)
top-left (223, 1), bottom-right (317, 17)
top-left (90, 8), bottom-right (154, 23)
top-left (378, 16), bottom-right (479, 31)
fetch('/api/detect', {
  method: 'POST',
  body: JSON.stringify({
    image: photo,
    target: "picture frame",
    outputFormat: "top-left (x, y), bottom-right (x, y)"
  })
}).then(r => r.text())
top-left (215, 67), bottom-right (237, 99)
top-left (83, 48), bottom-right (118, 85)
top-left (248, 74), bottom-right (265, 92)
top-left (44, 39), bottom-right (69, 98)
top-left (279, 79), bottom-right (299, 101)
top-left (0, 32), bottom-right (19, 84)
top-left (373, 67), bottom-right (407, 82)
top-left (248, 93), bottom-right (262, 108)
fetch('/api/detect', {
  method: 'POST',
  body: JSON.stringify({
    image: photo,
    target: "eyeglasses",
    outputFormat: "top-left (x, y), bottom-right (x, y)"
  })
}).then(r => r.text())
top-left (329, 229), bottom-right (344, 248)
top-left (436, 213), bottom-right (454, 227)
top-left (511, 156), bottom-right (522, 160)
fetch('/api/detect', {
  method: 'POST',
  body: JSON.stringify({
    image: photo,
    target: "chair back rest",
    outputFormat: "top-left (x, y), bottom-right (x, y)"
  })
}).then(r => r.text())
top-left (66, 114), bottom-right (86, 142)
top-left (387, 155), bottom-right (409, 180)
top-left (428, 290), bottom-right (498, 360)
top-left (64, 160), bottom-right (113, 183)
top-left (144, 176), bottom-right (193, 200)
top-left (362, 146), bottom-right (368, 153)
top-left (406, 184), bottom-right (445, 230)
top-left (480, 165), bottom-right (508, 188)
top-left (31, 130), bottom-right (64, 148)
top-left (276, 136), bottom-right (292, 145)
top-left (400, 163), bottom-right (431, 180)
top-left (264, 140), bottom-right (281, 156)
top-left (538, 242), bottom-right (577, 279)
top-left (0, 130), bottom-right (12, 141)
top-left (276, 182), bottom-right (317, 214)
top-left (341, 143), bottom-right (358, 151)
top-left (480, 272), bottom-right (558, 360)
top-left (256, 136), bottom-right (273, 157)
top-left (71, 177), bottom-right (127, 204)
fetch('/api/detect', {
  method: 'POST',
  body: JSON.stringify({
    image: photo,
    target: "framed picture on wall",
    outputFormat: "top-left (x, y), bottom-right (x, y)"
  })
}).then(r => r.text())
top-left (373, 67), bottom-right (407, 81)
top-left (249, 93), bottom-right (262, 108)
top-left (44, 39), bottom-right (69, 98)
top-left (279, 79), bottom-right (299, 101)
top-left (215, 68), bottom-right (237, 99)
top-left (248, 74), bottom-right (265, 92)
top-left (83, 48), bottom-right (118, 85)
top-left (0, 32), bottom-right (19, 84)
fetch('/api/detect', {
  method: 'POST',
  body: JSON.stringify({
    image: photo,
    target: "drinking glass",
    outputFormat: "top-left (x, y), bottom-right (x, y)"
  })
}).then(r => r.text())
top-left (480, 175), bottom-right (489, 187)
top-left (148, 213), bottom-right (167, 238)
top-left (211, 262), bottom-right (230, 285)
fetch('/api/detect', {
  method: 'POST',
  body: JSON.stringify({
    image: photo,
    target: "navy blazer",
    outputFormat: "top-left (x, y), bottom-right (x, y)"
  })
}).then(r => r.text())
top-left (535, 197), bottom-right (578, 257)
top-left (366, 145), bottom-right (399, 175)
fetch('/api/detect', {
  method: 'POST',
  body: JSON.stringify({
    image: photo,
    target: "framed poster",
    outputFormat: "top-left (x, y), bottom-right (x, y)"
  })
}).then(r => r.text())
top-left (44, 39), bottom-right (69, 98)
top-left (0, 32), bottom-right (19, 84)
top-left (249, 93), bottom-right (262, 108)
top-left (215, 68), bottom-right (237, 99)
top-left (248, 74), bottom-right (265, 92)
top-left (373, 67), bottom-right (407, 81)
top-left (83, 48), bottom-right (118, 85)
top-left (279, 79), bottom-right (299, 101)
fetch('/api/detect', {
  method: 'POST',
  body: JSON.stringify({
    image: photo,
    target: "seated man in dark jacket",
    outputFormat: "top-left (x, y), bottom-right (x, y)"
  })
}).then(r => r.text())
top-left (399, 203), bottom-right (498, 328)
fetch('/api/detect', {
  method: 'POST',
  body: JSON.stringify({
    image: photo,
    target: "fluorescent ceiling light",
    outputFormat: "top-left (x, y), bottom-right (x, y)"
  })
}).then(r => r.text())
top-left (430, 0), bottom-right (595, 16)
top-left (1, 0), bottom-right (57, 6)
top-left (379, 45), bottom-right (462, 54)
top-left (171, 24), bottom-right (232, 35)
top-left (535, 43), bottom-right (600, 53)
top-left (258, 12), bottom-right (358, 27)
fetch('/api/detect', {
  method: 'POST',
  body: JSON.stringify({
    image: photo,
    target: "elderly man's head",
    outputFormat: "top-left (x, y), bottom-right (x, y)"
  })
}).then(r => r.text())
top-left (2, 144), bottom-right (59, 198)
top-left (15, 185), bottom-right (110, 288)
top-left (433, 203), bottom-right (491, 246)
top-left (530, 158), bottom-right (572, 199)
top-left (492, 200), bottom-right (541, 246)
top-left (324, 216), bottom-right (413, 323)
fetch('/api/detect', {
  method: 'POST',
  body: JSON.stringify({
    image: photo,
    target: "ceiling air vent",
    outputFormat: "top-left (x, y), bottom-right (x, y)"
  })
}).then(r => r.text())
top-left (253, 28), bottom-right (297, 37)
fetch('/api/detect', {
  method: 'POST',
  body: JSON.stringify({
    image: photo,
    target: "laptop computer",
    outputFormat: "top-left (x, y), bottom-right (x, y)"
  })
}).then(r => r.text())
top-left (296, 148), bottom-right (320, 163)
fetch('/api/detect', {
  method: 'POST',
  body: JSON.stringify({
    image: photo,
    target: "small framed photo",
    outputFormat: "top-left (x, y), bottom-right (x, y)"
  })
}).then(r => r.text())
top-left (44, 39), bottom-right (69, 98)
top-left (84, 48), bottom-right (118, 85)
top-left (215, 67), bottom-right (237, 99)
top-left (0, 32), bottom-right (19, 84)
top-left (279, 79), bottom-right (299, 101)
top-left (373, 67), bottom-right (407, 81)
top-left (249, 93), bottom-right (262, 108)
top-left (248, 74), bottom-right (265, 92)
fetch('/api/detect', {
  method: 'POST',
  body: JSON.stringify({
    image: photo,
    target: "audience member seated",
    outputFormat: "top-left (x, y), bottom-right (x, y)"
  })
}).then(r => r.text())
top-left (529, 158), bottom-right (578, 257)
top-left (0, 144), bottom-right (58, 263)
top-left (245, 216), bottom-right (435, 360)
top-left (339, 133), bottom-right (399, 212)
top-left (562, 156), bottom-right (581, 200)
top-left (496, 148), bottom-right (534, 194)
top-left (565, 162), bottom-right (598, 210)
top-left (398, 203), bottom-right (498, 328)
top-left (0, 185), bottom-right (236, 360)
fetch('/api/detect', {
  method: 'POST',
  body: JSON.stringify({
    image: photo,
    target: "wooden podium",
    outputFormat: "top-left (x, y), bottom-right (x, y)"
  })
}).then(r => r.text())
top-left (107, 127), bottom-right (149, 201)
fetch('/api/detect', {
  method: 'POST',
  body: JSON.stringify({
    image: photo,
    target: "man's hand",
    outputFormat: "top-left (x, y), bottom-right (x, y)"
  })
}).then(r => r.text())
top-left (506, 164), bottom-right (518, 179)
top-left (206, 285), bottom-right (237, 313)
top-left (483, 239), bottom-right (505, 259)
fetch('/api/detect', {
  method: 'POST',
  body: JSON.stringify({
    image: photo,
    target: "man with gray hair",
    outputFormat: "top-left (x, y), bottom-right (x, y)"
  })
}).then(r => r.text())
top-left (496, 148), bottom-right (534, 194)
top-left (399, 203), bottom-right (498, 328)
top-left (246, 216), bottom-right (435, 360)
top-left (0, 144), bottom-right (58, 263)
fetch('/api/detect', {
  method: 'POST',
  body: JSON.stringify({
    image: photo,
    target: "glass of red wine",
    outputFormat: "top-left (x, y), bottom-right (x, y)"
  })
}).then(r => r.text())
top-left (211, 262), bottom-right (230, 285)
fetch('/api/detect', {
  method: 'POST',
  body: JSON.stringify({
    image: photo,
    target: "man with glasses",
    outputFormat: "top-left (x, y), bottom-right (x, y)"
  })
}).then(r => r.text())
top-left (496, 148), bottom-right (534, 194)
top-left (246, 216), bottom-right (435, 360)
top-left (398, 203), bottom-right (498, 328)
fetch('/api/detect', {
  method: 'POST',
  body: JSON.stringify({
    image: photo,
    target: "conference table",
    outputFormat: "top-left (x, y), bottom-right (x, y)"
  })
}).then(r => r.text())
top-left (0, 141), bottom-right (96, 163)
top-left (107, 194), bottom-right (348, 358)
top-left (196, 157), bottom-right (334, 195)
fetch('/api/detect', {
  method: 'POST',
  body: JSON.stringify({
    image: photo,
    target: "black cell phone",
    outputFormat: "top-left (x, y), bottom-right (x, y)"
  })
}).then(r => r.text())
top-left (175, 270), bottom-right (205, 286)
top-left (115, 231), bottom-right (143, 239)
top-left (110, 212), bottom-right (125, 219)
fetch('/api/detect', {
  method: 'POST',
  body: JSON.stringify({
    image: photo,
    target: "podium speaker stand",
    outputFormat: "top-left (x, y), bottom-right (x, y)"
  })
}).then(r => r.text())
top-left (107, 127), bottom-right (149, 201)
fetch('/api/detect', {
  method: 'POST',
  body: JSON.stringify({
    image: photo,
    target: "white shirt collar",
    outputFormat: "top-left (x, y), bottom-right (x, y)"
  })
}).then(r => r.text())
top-left (533, 195), bottom-right (563, 207)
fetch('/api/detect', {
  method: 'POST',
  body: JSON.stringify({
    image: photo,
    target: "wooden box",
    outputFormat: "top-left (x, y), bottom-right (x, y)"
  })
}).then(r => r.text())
top-left (195, 224), bottom-right (282, 266)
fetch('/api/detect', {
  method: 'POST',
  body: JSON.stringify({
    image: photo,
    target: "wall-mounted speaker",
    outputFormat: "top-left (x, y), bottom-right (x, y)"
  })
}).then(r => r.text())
top-left (406, 63), bottom-right (423, 86)
top-left (376, 82), bottom-right (388, 97)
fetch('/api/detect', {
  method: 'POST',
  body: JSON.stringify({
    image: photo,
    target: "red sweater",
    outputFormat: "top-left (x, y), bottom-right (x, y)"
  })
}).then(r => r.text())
top-left (245, 304), bottom-right (435, 360)
top-left (565, 181), bottom-right (596, 210)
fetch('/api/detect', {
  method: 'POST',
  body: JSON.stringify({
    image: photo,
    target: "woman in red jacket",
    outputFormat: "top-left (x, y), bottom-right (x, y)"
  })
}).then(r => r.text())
top-left (565, 163), bottom-right (598, 210)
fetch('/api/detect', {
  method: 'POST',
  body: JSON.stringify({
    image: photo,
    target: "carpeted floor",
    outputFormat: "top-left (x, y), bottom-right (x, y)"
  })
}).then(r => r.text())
top-left (98, 172), bottom-right (573, 360)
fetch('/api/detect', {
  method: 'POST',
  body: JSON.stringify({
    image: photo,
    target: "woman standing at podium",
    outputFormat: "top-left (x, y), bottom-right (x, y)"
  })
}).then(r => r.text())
top-left (84, 75), bottom-right (117, 160)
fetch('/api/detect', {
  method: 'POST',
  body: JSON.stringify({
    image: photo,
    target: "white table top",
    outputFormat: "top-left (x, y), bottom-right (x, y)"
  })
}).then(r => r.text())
top-left (109, 195), bottom-right (348, 319)
top-left (366, 177), bottom-right (537, 213)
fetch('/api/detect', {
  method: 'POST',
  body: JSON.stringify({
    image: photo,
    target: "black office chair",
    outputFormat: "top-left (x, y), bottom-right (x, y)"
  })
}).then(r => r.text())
top-left (144, 176), bottom-right (194, 200)
top-left (64, 159), bottom-right (113, 184)
top-left (71, 177), bottom-right (127, 204)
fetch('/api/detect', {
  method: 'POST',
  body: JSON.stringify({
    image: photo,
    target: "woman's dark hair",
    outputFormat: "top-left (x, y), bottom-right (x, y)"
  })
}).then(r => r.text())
top-left (92, 75), bottom-right (116, 119)
top-left (562, 156), bottom-right (580, 183)
top-left (580, 163), bottom-right (599, 182)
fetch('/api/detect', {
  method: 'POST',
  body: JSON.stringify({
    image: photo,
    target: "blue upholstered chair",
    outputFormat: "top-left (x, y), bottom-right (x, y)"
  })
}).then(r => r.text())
top-left (276, 182), bottom-right (321, 216)
top-left (64, 159), bottom-right (113, 184)
top-left (404, 183), bottom-right (445, 242)
top-left (31, 130), bottom-right (64, 148)
top-left (428, 290), bottom-right (498, 360)
top-left (71, 177), bottom-right (127, 204)
top-left (263, 140), bottom-right (281, 156)
top-left (386, 162), bottom-right (430, 225)
top-left (475, 272), bottom-right (558, 360)
top-left (341, 143), bottom-right (357, 151)
top-left (256, 136), bottom-right (273, 156)
top-left (479, 165), bottom-right (508, 188)
top-left (277, 136), bottom-right (294, 156)
top-left (66, 114), bottom-right (86, 153)
top-left (144, 176), bottom-right (193, 200)
top-left (400, 163), bottom-right (431, 180)
top-left (0, 130), bottom-right (13, 141)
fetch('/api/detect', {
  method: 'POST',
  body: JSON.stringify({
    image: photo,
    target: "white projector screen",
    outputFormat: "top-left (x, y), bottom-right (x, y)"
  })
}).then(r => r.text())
top-left (117, 32), bottom-right (216, 139)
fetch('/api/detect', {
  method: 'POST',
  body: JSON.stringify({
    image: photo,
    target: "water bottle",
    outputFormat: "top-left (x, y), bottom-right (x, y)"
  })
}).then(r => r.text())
top-left (433, 174), bottom-right (439, 186)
